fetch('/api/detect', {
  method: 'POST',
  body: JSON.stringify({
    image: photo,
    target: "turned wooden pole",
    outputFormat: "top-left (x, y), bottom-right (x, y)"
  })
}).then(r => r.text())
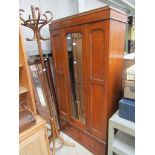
top-left (20, 6), bottom-right (75, 154)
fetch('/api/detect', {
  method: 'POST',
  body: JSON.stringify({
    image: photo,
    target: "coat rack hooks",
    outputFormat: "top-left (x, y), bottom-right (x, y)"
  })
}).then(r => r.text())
top-left (19, 5), bottom-right (53, 41)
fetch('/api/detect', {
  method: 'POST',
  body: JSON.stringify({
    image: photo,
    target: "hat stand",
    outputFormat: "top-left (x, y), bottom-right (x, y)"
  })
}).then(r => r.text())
top-left (19, 6), bottom-right (75, 155)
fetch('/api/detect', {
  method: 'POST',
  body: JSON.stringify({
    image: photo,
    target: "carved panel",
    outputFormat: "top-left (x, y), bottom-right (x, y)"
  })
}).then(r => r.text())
top-left (90, 29), bottom-right (105, 81)
top-left (90, 84), bottom-right (107, 139)
top-left (87, 21), bottom-right (107, 140)
top-left (53, 34), bottom-right (64, 72)
top-left (56, 75), bottom-right (68, 117)
top-left (52, 30), bottom-right (69, 119)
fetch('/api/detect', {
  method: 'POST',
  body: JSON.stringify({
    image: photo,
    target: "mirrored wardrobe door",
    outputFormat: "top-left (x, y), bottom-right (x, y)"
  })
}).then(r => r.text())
top-left (66, 32), bottom-right (85, 124)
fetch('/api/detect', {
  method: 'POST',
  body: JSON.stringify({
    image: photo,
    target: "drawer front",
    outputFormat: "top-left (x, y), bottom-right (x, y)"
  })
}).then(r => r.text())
top-left (60, 117), bottom-right (107, 155)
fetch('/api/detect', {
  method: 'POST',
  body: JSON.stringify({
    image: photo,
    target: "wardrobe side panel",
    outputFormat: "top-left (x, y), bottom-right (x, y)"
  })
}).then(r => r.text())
top-left (107, 20), bottom-right (127, 118)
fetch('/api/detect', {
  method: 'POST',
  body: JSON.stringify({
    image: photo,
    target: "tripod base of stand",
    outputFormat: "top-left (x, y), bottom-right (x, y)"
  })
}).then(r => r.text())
top-left (49, 118), bottom-right (75, 155)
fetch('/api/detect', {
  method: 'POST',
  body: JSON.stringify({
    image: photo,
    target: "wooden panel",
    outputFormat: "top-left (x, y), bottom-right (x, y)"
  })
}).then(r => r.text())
top-left (51, 30), bottom-right (70, 120)
top-left (107, 19), bottom-right (127, 118)
top-left (20, 115), bottom-right (46, 142)
top-left (20, 128), bottom-right (49, 155)
top-left (53, 34), bottom-right (64, 71)
top-left (86, 21), bottom-right (107, 140)
top-left (90, 28), bottom-right (105, 80)
top-left (19, 115), bottom-right (50, 155)
top-left (19, 29), bottom-right (36, 114)
top-left (49, 6), bottom-right (127, 30)
top-left (56, 75), bottom-right (68, 116)
top-left (91, 84), bottom-right (107, 139)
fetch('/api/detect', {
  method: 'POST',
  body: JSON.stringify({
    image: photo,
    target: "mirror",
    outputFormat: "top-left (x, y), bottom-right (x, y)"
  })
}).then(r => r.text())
top-left (30, 64), bottom-right (47, 106)
top-left (66, 33), bottom-right (85, 123)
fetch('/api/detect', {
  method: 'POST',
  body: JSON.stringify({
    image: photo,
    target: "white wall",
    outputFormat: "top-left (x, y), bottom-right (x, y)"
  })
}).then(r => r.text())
top-left (20, 0), bottom-right (78, 56)
top-left (84, 0), bottom-right (106, 12)
top-left (19, 0), bottom-right (106, 56)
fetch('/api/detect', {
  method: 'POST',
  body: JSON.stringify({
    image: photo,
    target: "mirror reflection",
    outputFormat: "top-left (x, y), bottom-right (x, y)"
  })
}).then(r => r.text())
top-left (67, 33), bottom-right (85, 123)
top-left (30, 64), bottom-right (46, 106)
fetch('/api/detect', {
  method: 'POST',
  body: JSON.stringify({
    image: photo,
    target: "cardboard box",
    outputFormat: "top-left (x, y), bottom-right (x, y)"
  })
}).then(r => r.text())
top-left (122, 58), bottom-right (135, 90)
top-left (126, 65), bottom-right (135, 81)
top-left (124, 80), bottom-right (135, 99)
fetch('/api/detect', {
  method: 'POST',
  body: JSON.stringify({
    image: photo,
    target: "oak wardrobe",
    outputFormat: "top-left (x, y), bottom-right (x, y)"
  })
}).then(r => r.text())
top-left (50, 6), bottom-right (127, 155)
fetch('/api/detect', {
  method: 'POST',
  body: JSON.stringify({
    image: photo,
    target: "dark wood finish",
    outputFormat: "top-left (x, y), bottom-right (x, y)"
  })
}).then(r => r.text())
top-left (50, 6), bottom-right (127, 155)
top-left (49, 6), bottom-right (127, 31)
top-left (85, 21), bottom-right (108, 141)
top-left (59, 117), bottom-right (106, 155)
top-left (107, 19), bottom-right (127, 119)
top-left (19, 109), bottom-right (36, 133)
top-left (51, 29), bottom-right (71, 121)
top-left (28, 57), bottom-right (59, 124)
